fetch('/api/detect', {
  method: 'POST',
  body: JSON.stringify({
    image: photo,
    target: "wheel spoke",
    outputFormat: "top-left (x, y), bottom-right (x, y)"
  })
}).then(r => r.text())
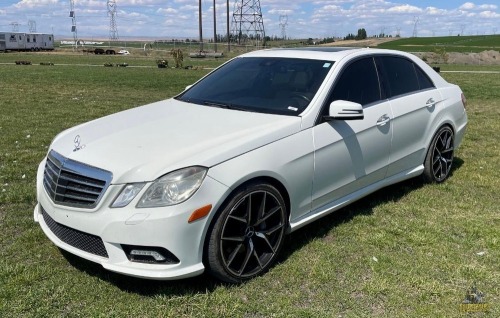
top-left (441, 147), bottom-right (454, 154)
top-left (246, 194), bottom-right (252, 225)
top-left (228, 215), bottom-right (247, 224)
top-left (221, 236), bottom-right (245, 242)
top-left (257, 191), bottom-right (266, 222)
top-left (226, 243), bottom-right (243, 267)
top-left (255, 206), bottom-right (281, 227)
top-left (255, 232), bottom-right (275, 253)
top-left (238, 239), bottom-right (254, 275)
top-left (264, 223), bottom-right (283, 236)
top-left (252, 248), bottom-right (263, 269)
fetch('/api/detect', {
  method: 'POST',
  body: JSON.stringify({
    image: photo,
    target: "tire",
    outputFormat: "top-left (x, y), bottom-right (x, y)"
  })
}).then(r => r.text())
top-left (206, 182), bottom-right (287, 283)
top-left (423, 126), bottom-right (454, 183)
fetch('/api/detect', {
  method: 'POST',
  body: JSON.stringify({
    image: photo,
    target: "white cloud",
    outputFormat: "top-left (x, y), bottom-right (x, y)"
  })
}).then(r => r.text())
top-left (14, 0), bottom-right (59, 9)
top-left (157, 8), bottom-right (178, 15)
top-left (459, 2), bottom-right (475, 10)
top-left (479, 10), bottom-right (500, 18)
top-left (387, 4), bottom-right (423, 14)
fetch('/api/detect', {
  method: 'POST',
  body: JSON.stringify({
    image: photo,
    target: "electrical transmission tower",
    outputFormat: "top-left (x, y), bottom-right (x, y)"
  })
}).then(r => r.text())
top-left (11, 22), bottom-right (19, 32)
top-left (69, 0), bottom-right (78, 49)
top-left (231, 0), bottom-right (265, 46)
top-left (108, 0), bottom-right (119, 41)
top-left (28, 20), bottom-right (37, 33)
top-left (279, 14), bottom-right (288, 40)
top-left (460, 24), bottom-right (466, 36)
top-left (412, 16), bottom-right (419, 37)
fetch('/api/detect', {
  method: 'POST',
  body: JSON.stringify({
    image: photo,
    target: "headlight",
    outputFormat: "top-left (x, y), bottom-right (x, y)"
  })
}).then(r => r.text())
top-left (137, 166), bottom-right (207, 208)
top-left (111, 183), bottom-right (146, 208)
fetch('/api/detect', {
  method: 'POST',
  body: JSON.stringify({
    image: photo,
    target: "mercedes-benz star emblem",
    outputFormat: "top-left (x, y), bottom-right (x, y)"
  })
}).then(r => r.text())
top-left (73, 135), bottom-right (84, 152)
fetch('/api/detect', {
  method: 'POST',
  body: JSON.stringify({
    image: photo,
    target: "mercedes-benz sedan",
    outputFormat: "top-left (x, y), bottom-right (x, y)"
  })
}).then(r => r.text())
top-left (35, 48), bottom-right (467, 282)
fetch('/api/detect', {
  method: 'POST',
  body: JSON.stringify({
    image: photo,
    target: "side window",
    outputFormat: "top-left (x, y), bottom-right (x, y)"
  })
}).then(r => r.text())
top-left (329, 57), bottom-right (381, 106)
top-left (378, 56), bottom-right (420, 97)
top-left (414, 64), bottom-right (435, 90)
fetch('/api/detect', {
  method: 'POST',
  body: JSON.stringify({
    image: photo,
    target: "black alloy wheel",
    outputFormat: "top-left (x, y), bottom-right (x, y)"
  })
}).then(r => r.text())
top-left (206, 183), bottom-right (287, 283)
top-left (423, 126), bottom-right (455, 183)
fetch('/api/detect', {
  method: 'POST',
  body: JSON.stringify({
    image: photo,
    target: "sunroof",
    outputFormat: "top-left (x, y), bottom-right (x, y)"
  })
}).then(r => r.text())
top-left (270, 47), bottom-right (358, 52)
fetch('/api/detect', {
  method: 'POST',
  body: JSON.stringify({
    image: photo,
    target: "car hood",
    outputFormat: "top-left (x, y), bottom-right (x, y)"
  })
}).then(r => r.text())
top-left (50, 99), bottom-right (302, 184)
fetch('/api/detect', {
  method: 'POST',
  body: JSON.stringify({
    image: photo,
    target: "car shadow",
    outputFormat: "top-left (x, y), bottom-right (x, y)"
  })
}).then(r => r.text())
top-left (61, 157), bottom-right (464, 295)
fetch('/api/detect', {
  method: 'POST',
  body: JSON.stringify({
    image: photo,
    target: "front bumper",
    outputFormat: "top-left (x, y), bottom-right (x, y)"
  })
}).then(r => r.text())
top-left (35, 160), bottom-right (229, 280)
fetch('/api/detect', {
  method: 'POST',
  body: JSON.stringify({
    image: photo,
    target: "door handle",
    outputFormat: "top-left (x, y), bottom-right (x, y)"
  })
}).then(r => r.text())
top-left (426, 98), bottom-right (437, 108)
top-left (376, 114), bottom-right (390, 126)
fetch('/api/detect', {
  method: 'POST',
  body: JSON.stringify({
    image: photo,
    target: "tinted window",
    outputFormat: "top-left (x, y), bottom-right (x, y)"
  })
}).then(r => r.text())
top-left (378, 56), bottom-right (420, 97)
top-left (329, 57), bottom-right (381, 106)
top-left (415, 64), bottom-right (435, 90)
top-left (178, 57), bottom-right (333, 116)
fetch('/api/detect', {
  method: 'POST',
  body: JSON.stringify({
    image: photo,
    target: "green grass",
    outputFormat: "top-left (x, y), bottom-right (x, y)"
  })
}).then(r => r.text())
top-left (378, 35), bottom-right (500, 52)
top-left (0, 55), bottom-right (498, 317)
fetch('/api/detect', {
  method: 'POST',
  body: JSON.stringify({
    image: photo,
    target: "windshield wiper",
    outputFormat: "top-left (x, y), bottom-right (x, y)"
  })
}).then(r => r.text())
top-left (203, 101), bottom-right (249, 112)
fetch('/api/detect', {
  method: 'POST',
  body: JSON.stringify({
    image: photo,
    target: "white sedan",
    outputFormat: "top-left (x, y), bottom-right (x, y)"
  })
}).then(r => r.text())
top-left (35, 48), bottom-right (467, 282)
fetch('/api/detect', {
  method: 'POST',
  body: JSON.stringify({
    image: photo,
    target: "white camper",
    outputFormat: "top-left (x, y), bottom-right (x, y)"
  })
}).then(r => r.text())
top-left (0, 32), bottom-right (54, 51)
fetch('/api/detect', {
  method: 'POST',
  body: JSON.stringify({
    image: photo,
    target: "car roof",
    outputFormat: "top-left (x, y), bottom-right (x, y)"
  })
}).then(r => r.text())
top-left (239, 47), bottom-right (410, 62)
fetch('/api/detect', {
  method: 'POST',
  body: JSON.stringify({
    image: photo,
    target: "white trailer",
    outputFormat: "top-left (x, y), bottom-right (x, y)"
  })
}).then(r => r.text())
top-left (0, 32), bottom-right (54, 51)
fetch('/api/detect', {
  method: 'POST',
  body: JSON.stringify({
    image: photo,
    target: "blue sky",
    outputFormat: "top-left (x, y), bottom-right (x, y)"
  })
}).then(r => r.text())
top-left (0, 1), bottom-right (498, 39)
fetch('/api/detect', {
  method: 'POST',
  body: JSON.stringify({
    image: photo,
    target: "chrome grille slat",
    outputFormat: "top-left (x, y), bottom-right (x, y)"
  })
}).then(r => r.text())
top-left (43, 150), bottom-right (113, 209)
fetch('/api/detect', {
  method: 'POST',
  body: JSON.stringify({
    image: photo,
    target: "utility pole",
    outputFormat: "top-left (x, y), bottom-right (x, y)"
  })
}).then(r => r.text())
top-left (213, 0), bottom-right (217, 52)
top-left (69, 0), bottom-right (78, 50)
top-left (227, 0), bottom-right (230, 51)
top-left (199, 0), bottom-right (203, 51)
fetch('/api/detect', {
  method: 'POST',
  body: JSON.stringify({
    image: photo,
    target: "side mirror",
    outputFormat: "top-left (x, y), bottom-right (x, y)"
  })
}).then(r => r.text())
top-left (185, 84), bottom-right (193, 91)
top-left (324, 100), bottom-right (364, 121)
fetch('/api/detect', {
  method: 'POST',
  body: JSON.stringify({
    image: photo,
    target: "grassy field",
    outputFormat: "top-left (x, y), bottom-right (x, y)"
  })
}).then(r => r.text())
top-left (0, 54), bottom-right (498, 317)
top-left (377, 34), bottom-right (500, 53)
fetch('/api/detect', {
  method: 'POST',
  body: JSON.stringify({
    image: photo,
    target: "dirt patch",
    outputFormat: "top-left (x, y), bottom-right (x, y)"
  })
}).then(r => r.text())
top-left (320, 37), bottom-right (398, 48)
top-left (415, 50), bottom-right (500, 65)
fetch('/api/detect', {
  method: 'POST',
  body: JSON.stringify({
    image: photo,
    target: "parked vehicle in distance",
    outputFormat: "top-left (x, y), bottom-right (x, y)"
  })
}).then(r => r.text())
top-left (0, 32), bottom-right (54, 52)
top-left (35, 48), bottom-right (467, 283)
top-left (118, 50), bottom-right (130, 55)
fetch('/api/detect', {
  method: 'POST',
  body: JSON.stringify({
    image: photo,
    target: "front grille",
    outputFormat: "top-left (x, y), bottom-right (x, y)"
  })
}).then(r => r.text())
top-left (41, 207), bottom-right (108, 258)
top-left (43, 150), bottom-right (112, 209)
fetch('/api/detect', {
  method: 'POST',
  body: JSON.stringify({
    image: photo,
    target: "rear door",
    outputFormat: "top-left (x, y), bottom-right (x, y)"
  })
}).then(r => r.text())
top-left (375, 56), bottom-right (440, 177)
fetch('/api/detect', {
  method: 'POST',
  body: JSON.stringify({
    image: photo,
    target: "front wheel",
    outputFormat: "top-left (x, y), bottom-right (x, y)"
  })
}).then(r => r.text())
top-left (206, 182), bottom-right (287, 283)
top-left (423, 126), bottom-right (454, 183)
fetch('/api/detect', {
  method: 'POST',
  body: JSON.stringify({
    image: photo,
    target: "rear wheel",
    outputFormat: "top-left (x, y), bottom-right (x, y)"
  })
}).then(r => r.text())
top-left (206, 182), bottom-right (287, 283)
top-left (423, 126), bottom-right (454, 183)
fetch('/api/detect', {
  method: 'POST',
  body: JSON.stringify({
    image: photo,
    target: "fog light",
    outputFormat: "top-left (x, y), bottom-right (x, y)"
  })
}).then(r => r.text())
top-left (121, 244), bottom-right (180, 264)
top-left (130, 249), bottom-right (166, 262)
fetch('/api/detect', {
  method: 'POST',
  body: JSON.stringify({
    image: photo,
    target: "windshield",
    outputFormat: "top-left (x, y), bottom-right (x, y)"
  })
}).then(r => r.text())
top-left (177, 57), bottom-right (333, 116)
